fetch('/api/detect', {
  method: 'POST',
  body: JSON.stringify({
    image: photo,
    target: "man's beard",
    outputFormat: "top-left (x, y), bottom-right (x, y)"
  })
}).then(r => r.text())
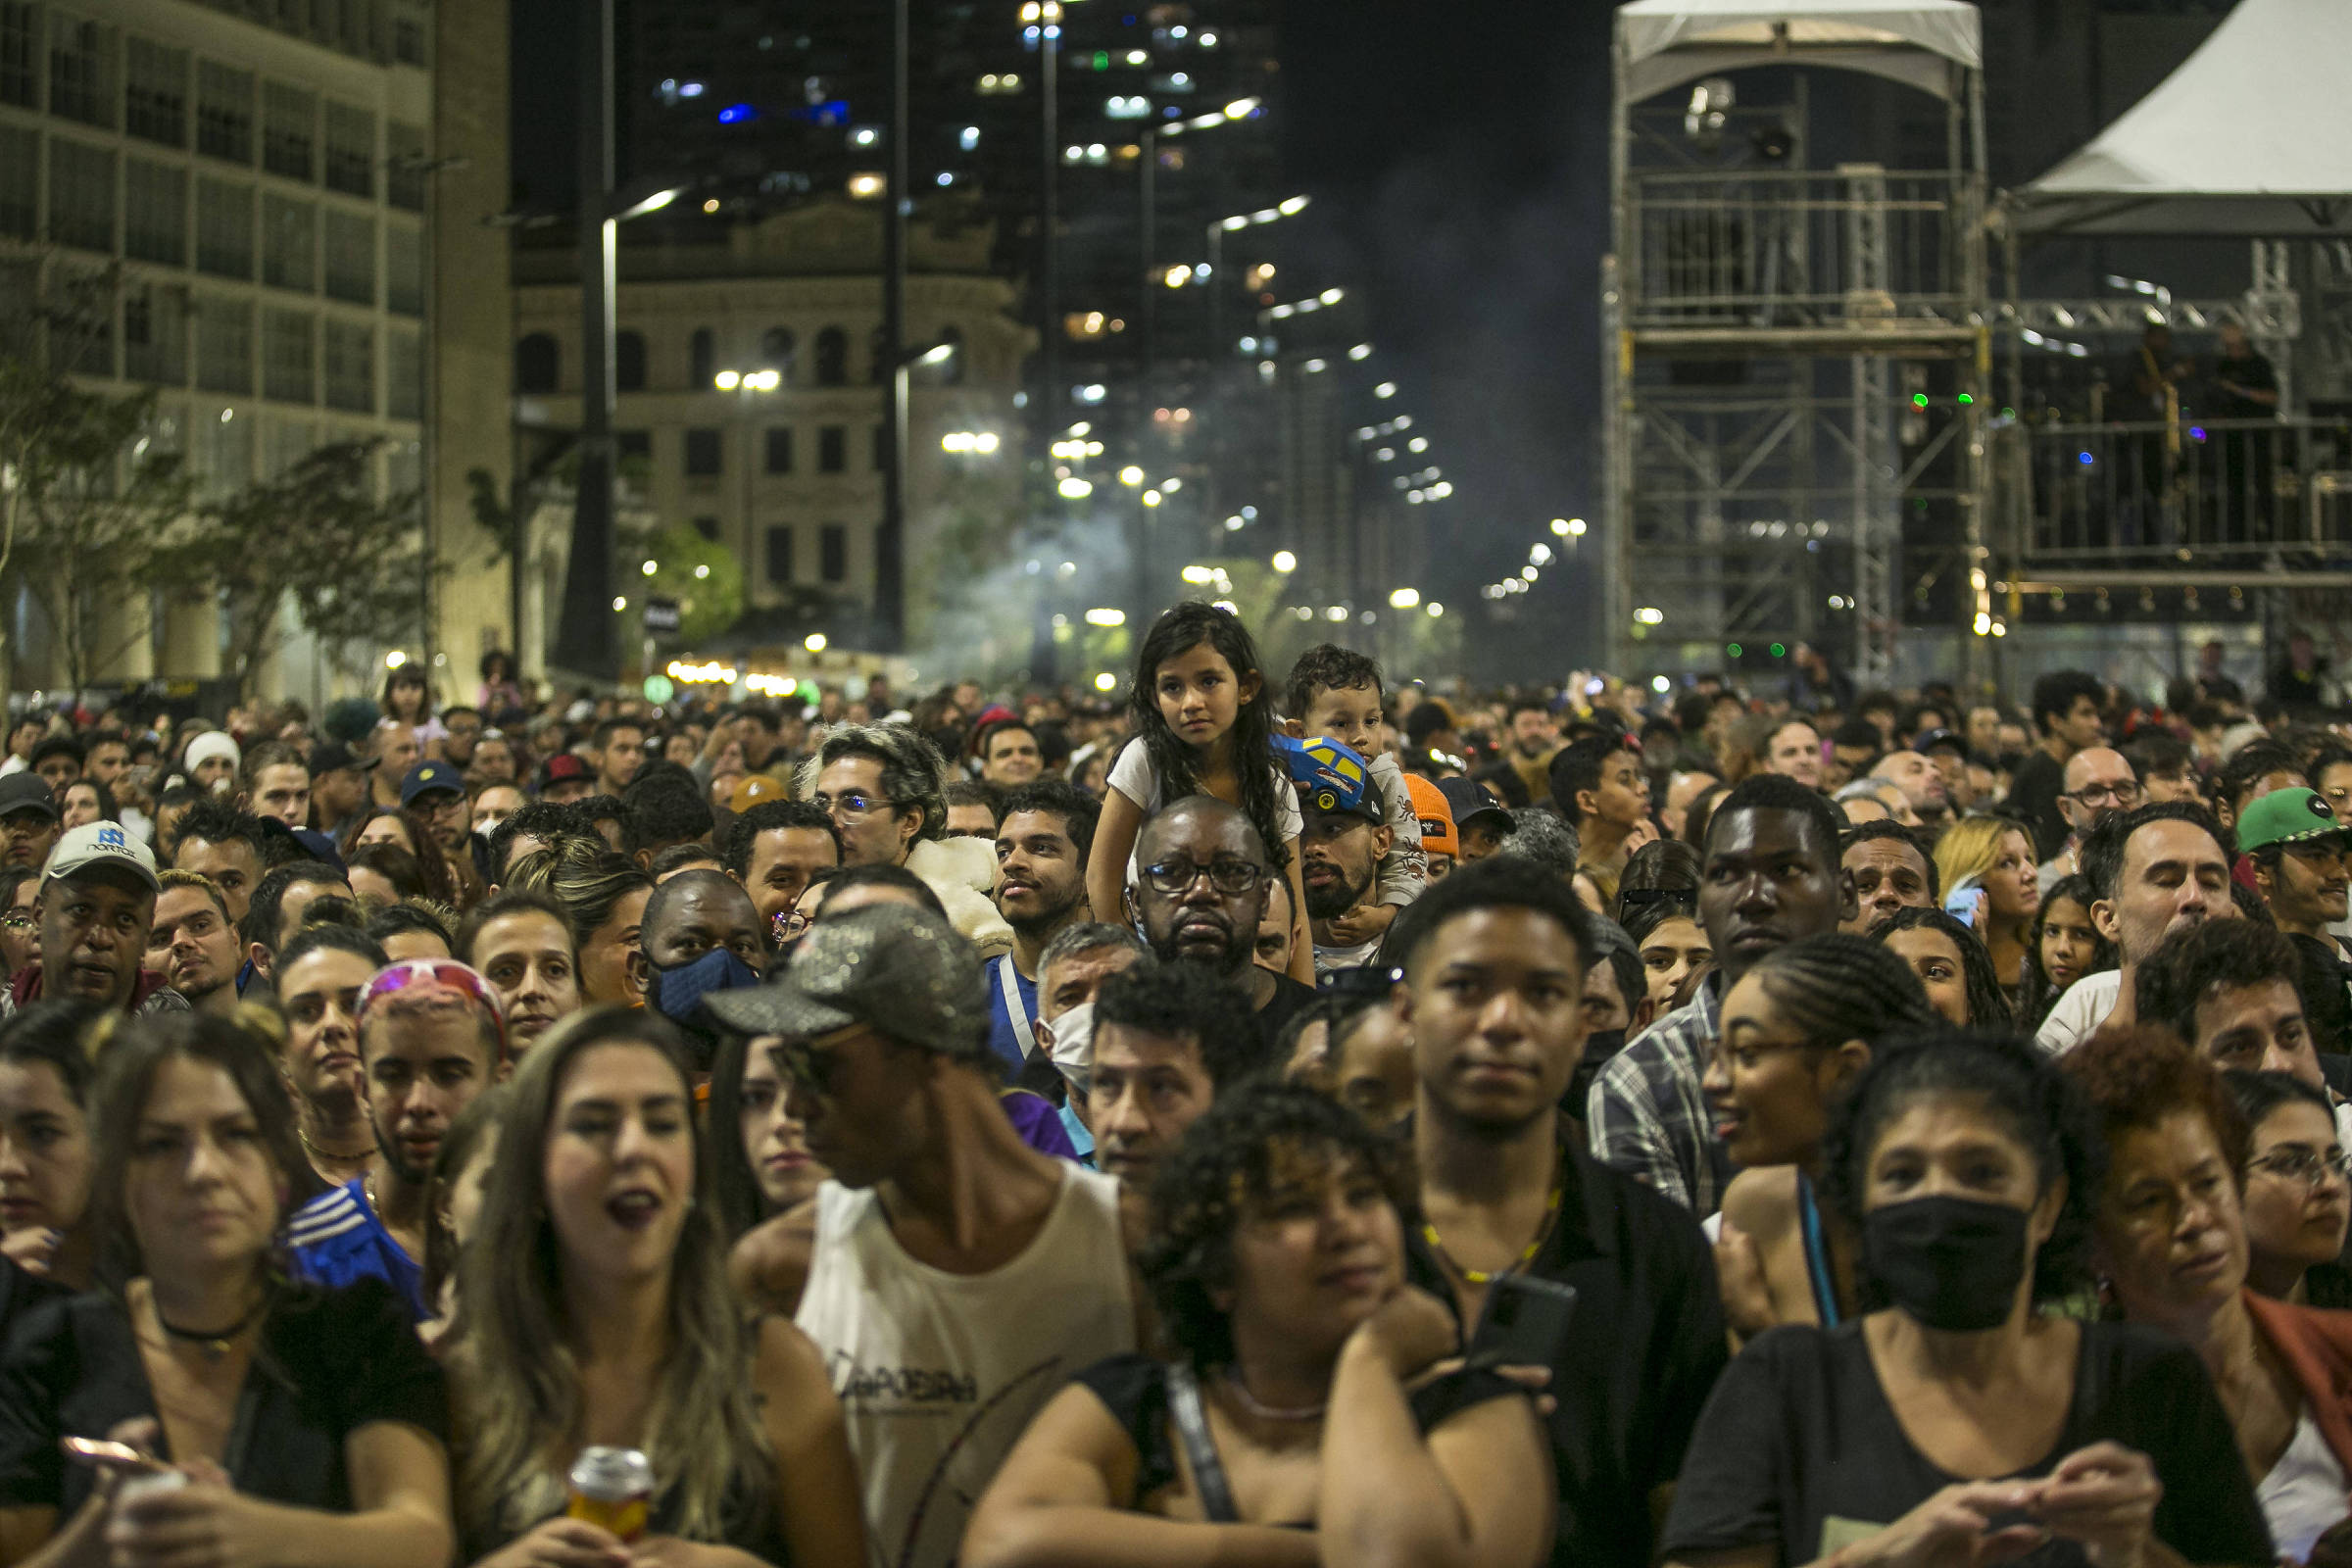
top-left (1150, 915), bottom-right (1251, 978)
top-left (176, 964), bottom-right (230, 1003)
top-left (1515, 737), bottom-right (1550, 760)
top-left (1303, 859), bottom-right (1374, 922)
top-left (1004, 879), bottom-right (1086, 941)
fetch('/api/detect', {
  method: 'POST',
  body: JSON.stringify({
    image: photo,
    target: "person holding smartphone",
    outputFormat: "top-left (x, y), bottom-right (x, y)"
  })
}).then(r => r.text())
top-left (0, 1010), bottom-right (451, 1568)
top-left (965, 1082), bottom-right (1552, 1568)
top-left (1396, 857), bottom-right (1728, 1568)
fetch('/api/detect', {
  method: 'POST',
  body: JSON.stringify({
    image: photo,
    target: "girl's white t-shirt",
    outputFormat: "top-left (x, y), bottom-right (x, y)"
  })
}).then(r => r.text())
top-left (1106, 741), bottom-right (1302, 885)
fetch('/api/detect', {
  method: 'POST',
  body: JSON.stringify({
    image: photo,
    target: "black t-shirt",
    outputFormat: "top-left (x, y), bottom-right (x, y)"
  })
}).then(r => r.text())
top-left (1073, 1352), bottom-right (1522, 1519)
top-left (1662, 1319), bottom-right (2273, 1568)
top-left (2289, 934), bottom-right (2352, 1054)
top-left (2008, 749), bottom-right (2070, 862)
top-left (0, 1278), bottom-right (448, 1517)
top-left (0, 1259), bottom-right (62, 1348)
top-left (1404, 1143), bottom-right (1730, 1568)
top-left (2211, 351), bottom-right (2278, 420)
top-left (1255, 972), bottom-right (1320, 1054)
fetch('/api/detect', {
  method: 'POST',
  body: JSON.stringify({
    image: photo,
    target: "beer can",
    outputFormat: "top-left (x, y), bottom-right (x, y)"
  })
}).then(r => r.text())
top-left (564, 1446), bottom-right (654, 1543)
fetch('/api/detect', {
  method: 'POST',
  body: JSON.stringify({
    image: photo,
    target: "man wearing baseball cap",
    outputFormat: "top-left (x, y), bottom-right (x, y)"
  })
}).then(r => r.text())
top-left (1284, 735), bottom-right (1396, 976)
top-left (711, 903), bottom-right (1136, 1568)
top-left (0, 774), bottom-right (60, 872)
top-left (400, 760), bottom-right (468, 858)
top-left (1438, 775), bottom-right (1516, 863)
top-left (2241, 786), bottom-right (2352, 1050)
top-left (2, 821), bottom-right (187, 1017)
top-left (307, 738), bottom-right (376, 840)
top-left (537, 752), bottom-right (594, 805)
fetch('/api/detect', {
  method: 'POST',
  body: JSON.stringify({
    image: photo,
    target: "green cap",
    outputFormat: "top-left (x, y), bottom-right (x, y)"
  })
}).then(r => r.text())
top-left (2236, 787), bottom-right (2350, 855)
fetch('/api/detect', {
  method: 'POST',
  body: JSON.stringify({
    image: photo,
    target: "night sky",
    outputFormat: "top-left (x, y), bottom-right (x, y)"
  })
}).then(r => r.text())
top-left (510, 0), bottom-right (1618, 656)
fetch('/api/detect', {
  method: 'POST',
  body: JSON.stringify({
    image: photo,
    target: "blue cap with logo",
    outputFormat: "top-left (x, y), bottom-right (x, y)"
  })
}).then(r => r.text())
top-left (1276, 734), bottom-right (1385, 823)
top-left (399, 760), bottom-right (464, 807)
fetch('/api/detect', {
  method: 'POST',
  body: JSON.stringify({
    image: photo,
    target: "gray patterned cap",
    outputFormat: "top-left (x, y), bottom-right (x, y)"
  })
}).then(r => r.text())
top-left (706, 901), bottom-right (991, 1049)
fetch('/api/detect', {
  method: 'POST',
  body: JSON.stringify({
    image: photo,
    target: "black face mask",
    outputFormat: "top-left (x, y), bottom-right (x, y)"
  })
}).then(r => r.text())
top-left (1566, 1028), bottom-right (1627, 1113)
top-left (1861, 1195), bottom-right (2031, 1332)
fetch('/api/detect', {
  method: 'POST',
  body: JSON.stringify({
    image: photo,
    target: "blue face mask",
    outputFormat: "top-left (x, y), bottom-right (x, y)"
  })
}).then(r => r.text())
top-left (646, 947), bottom-right (762, 1028)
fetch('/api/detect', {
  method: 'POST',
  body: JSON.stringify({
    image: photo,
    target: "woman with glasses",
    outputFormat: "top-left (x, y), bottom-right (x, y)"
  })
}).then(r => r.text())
top-left (2067, 1026), bottom-right (2352, 1563)
top-left (964, 1083), bottom-right (1553, 1568)
top-left (1700, 935), bottom-right (1937, 1339)
top-left (451, 1008), bottom-right (867, 1567)
top-left (0, 1010), bottom-right (450, 1568)
top-left (2226, 1070), bottom-right (2352, 1309)
top-left (0, 869), bottom-right (40, 988)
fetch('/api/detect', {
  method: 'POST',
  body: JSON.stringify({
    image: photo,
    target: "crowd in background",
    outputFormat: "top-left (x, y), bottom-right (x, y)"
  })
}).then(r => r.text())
top-left (0, 612), bottom-right (2350, 1567)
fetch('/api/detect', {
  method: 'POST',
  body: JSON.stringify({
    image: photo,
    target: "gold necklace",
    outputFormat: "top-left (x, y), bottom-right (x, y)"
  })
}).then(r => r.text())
top-left (298, 1122), bottom-right (372, 1171)
top-left (1422, 1155), bottom-right (1566, 1286)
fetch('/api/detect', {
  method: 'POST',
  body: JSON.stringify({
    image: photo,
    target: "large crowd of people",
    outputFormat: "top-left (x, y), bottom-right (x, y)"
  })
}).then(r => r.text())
top-left (0, 614), bottom-right (2349, 1567)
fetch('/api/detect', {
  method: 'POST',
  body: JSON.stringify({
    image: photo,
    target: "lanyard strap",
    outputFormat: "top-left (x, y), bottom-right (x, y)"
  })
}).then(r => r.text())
top-left (995, 955), bottom-right (1038, 1059)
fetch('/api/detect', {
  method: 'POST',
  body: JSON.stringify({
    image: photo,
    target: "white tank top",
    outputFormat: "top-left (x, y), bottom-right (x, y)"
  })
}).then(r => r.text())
top-left (795, 1165), bottom-right (1136, 1568)
top-left (2259, 1404), bottom-right (2351, 1564)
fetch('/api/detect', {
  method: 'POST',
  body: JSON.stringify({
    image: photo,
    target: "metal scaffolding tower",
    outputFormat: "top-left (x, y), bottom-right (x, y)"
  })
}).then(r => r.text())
top-left (1604, 2), bottom-right (1992, 689)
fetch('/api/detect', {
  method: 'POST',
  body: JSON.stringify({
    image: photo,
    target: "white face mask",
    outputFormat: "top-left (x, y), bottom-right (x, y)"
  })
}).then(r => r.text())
top-left (1038, 1000), bottom-right (1095, 1099)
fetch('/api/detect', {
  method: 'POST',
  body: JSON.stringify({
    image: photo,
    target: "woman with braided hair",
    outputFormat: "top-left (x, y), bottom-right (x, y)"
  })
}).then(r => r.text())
top-left (1701, 933), bottom-right (1938, 1338)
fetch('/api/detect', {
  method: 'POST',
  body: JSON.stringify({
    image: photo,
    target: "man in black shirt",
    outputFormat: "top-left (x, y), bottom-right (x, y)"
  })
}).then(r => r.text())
top-left (2008, 670), bottom-right (2106, 861)
top-left (1393, 857), bottom-right (1726, 1568)
top-left (2211, 322), bottom-right (2279, 543)
top-left (1128, 796), bottom-right (1317, 1053)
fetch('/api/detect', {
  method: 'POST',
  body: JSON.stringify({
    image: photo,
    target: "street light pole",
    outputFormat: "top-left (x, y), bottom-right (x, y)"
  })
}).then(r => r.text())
top-left (877, 0), bottom-right (910, 653)
top-left (1039, 11), bottom-right (1059, 442)
top-left (552, 0), bottom-right (619, 683)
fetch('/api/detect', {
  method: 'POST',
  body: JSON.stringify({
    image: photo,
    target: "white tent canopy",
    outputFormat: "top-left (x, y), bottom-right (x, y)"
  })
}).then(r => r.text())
top-left (1615, 0), bottom-right (1982, 105)
top-left (2013, 0), bottom-right (2352, 236)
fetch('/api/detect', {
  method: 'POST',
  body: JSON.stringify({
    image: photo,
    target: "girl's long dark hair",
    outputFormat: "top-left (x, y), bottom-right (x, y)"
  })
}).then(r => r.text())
top-left (1128, 602), bottom-right (1290, 870)
top-left (2026, 873), bottom-right (2114, 1027)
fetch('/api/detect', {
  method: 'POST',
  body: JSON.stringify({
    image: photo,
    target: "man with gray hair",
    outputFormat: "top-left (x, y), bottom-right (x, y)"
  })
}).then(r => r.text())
top-left (711, 903), bottom-right (1138, 1568)
top-left (799, 722), bottom-right (1010, 956)
top-left (1032, 920), bottom-right (1147, 1099)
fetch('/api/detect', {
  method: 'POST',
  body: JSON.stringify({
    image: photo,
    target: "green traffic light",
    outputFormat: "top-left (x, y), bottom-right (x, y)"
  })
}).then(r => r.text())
top-left (1769, 643), bottom-right (1787, 659)
top-left (1956, 392), bottom-right (1975, 405)
top-left (1093, 51), bottom-right (1109, 69)
top-left (1726, 643), bottom-right (1743, 658)
top-left (1911, 393), bottom-right (1929, 408)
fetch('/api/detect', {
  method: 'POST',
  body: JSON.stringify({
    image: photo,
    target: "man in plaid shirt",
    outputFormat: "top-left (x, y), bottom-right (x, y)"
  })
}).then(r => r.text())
top-left (1587, 775), bottom-right (1855, 1215)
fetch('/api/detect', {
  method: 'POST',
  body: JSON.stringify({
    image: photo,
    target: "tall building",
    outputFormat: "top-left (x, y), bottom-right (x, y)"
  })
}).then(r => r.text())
top-left (509, 201), bottom-right (1029, 660)
top-left (0, 0), bottom-right (511, 702)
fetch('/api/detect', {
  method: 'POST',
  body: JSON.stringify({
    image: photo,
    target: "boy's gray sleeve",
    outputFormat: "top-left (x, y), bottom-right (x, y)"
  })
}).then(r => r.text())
top-left (1374, 754), bottom-right (1424, 906)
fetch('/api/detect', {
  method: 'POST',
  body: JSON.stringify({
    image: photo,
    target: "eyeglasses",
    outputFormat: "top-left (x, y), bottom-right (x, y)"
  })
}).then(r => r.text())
top-left (2068, 779), bottom-right (2143, 808)
top-left (2248, 1146), bottom-right (2352, 1187)
top-left (772, 907), bottom-right (812, 946)
top-left (360, 958), bottom-right (509, 1054)
top-left (1139, 856), bottom-right (1265, 896)
top-left (808, 790), bottom-right (897, 824)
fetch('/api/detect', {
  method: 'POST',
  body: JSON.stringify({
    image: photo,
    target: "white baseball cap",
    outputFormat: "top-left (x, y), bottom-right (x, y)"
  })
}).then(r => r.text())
top-left (45, 820), bottom-right (160, 891)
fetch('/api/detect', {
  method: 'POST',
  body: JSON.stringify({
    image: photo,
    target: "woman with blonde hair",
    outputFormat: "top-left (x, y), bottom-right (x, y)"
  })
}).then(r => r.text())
top-left (451, 1006), bottom-right (864, 1567)
top-left (1931, 813), bottom-right (2040, 1004)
